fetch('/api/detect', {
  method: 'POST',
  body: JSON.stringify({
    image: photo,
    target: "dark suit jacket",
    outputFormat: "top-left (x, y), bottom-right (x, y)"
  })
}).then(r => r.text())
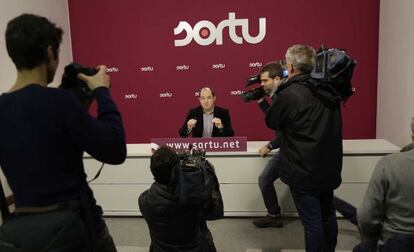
top-left (178, 106), bottom-right (234, 137)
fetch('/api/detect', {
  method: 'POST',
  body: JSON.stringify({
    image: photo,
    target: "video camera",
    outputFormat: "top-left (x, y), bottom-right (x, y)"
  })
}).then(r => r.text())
top-left (310, 45), bottom-right (357, 102)
top-left (241, 75), bottom-right (266, 102)
top-left (241, 67), bottom-right (288, 103)
top-left (60, 63), bottom-right (97, 107)
top-left (241, 45), bottom-right (357, 103)
top-left (171, 148), bottom-right (218, 205)
top-left (178, 148), bottom-right (207, 171)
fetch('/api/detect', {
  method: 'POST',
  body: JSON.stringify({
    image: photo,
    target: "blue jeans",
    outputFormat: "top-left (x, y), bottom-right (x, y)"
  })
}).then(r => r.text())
top-left (291, 189), bottom-right (338, 252)
top-left (258, 151), bottom-right (281, 215)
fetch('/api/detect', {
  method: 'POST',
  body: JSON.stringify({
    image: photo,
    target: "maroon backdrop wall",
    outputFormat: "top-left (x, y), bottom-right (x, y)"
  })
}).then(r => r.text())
top-left (68, 0), bottom-right (379, 143)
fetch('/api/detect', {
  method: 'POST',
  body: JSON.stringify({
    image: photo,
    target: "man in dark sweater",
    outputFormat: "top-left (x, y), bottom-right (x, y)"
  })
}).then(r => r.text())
top-left (0, 14), bottom-right (126, 251)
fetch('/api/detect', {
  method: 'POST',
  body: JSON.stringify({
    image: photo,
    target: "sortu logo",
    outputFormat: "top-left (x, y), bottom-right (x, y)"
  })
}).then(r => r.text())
top-left (174, 12), bottom-right (266, 47)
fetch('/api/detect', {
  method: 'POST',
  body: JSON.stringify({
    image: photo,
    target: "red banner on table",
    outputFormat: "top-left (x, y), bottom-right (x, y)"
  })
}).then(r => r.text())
top-left (151, 137), bottom-right (247, 152)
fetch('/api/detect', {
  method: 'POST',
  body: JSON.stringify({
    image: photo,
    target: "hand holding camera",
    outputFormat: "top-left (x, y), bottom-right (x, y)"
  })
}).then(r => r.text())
top-left (60, 63), bottom-right (111, 107)
top-left (78, 65), bottom-right (110, 90)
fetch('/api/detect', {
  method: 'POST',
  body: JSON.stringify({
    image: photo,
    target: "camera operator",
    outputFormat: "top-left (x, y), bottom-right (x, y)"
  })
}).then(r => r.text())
top-left (251, 62), bottom-right (286, 228)
top-left (139, 146), bottom-right (223, 252)
top-left (0, 14), bottom-right (126, 251)
top-left (266, 44), bottom-right (342, 252)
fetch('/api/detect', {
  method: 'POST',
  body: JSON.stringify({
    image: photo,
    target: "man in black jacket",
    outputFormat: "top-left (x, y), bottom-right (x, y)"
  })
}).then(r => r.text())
top-left (179, 87), bottom-right (234, 137)
top-left (139, 146), bottom-right (223, 252)
top-left (266, 44), bottom-right (343, 252)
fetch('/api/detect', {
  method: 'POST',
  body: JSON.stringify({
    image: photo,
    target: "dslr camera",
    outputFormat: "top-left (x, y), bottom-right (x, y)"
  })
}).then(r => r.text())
top-left (60, 63), bottom-right (97, 107)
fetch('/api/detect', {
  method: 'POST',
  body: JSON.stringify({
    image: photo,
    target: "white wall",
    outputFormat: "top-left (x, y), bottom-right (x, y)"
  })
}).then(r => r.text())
top-left (0, 0), bottom-right (72, 93)
top-left (0, 0), bottom-right (72, 198)
top-left (377, 0), bottom-right (414, 147)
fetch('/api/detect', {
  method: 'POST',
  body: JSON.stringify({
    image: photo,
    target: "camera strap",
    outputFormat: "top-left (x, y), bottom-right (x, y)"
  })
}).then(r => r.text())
top-left (87, 162), bottom-right (105, 184)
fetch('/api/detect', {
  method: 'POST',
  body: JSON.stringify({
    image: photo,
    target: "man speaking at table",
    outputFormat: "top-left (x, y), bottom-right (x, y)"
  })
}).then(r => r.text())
top-left (179, 87), bottom-right (234, 138)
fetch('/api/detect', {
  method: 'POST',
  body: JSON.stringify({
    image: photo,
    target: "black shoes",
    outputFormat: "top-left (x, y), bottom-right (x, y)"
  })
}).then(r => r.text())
top-left (253, 215), bottom-right (283, 228)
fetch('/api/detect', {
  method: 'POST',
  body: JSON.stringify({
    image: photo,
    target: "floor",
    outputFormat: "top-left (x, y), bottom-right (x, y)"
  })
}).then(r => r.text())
top-left (106, 217), bottom-right (360, 252)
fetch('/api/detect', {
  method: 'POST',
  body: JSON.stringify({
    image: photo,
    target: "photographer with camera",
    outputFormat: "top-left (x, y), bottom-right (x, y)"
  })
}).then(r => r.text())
top-left (139, 146), bottom-right (223, 252)
top-left (0, 14), bottom-right (126, 252)
top-left (266, 44), bottom-right (343, 252)
top-left (247, 62), bottom-right (286, 228)
top-left (178, 87), bottom-right (234, 138)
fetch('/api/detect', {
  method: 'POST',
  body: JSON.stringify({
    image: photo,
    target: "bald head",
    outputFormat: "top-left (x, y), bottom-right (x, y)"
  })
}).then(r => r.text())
top-left (199, 87), bottom-right (215, 97)
top-left (198, 87), bottom-right (216, 112)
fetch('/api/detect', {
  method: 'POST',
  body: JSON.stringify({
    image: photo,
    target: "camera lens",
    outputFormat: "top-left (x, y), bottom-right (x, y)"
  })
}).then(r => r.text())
top-left (241, 87), bottom-right (265, 102)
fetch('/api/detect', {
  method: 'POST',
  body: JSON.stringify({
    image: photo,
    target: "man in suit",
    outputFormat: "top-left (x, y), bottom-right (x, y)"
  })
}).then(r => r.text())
top-left (179, 87), bottom-right (234, 137)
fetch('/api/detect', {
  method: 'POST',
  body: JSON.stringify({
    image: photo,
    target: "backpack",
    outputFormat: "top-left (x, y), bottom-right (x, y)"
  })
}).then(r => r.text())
top-left (310, 45), bottom-right (357, 102)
